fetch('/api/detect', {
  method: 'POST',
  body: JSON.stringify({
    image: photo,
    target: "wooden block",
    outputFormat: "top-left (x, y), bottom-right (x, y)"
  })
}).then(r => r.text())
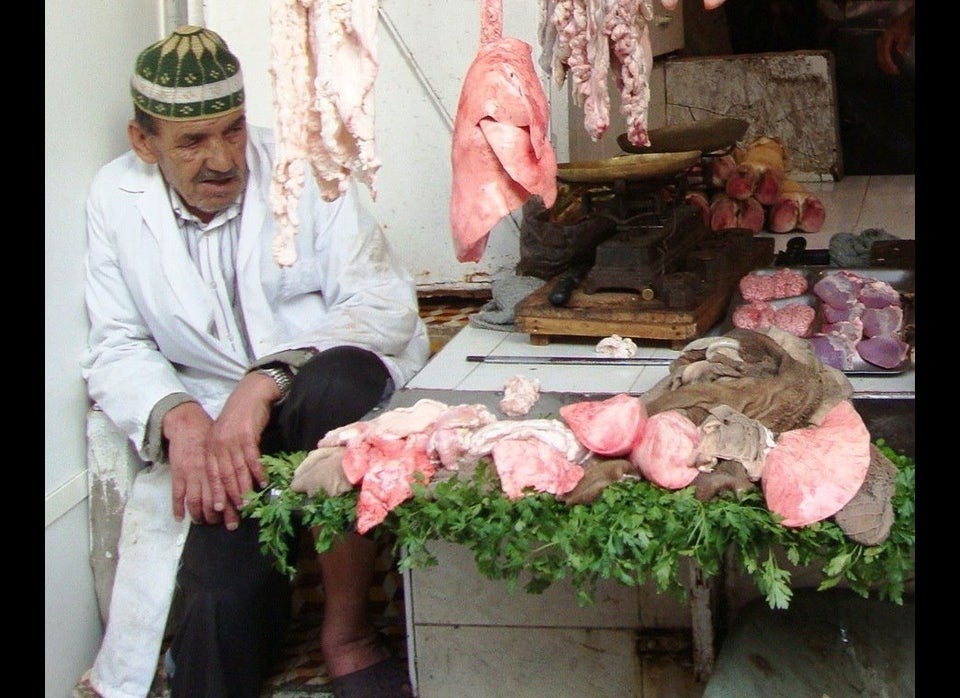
top-left (663, 51), bottom-right (843, 181)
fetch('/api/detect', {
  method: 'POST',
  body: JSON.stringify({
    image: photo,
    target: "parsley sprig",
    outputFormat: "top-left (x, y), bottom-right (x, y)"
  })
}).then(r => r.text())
top-left (244, 440), bottom-right (915, 610)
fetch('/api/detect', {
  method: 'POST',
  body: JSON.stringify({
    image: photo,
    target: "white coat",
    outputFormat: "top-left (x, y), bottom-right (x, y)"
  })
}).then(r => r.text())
top-left (80, 125), bottom-right (430, 698)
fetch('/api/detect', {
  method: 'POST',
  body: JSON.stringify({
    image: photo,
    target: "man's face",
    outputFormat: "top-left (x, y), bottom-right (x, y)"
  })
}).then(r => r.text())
top-left (131, 111), bottom-right (249, 222)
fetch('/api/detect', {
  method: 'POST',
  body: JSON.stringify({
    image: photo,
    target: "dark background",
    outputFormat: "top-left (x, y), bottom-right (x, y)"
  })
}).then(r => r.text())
top-left (681, 0), bottom-right (915, 176)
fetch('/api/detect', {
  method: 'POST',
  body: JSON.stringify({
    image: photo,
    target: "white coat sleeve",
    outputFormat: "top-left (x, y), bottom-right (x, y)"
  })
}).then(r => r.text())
top-left (80, 181), bottom-right (193, 459)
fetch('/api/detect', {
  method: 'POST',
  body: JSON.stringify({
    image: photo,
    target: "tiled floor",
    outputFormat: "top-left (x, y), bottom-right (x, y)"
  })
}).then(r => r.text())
top-left (418, 295), bottom-right (489, 356)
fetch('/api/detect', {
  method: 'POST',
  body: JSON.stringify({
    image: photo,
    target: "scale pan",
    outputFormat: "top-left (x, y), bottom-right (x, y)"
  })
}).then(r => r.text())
top-left (556, 151), bottom-right (701, 184)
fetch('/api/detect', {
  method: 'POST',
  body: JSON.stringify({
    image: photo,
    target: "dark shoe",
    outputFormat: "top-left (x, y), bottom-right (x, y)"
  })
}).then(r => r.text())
top-left (327, 656), bottom-right (414, 698)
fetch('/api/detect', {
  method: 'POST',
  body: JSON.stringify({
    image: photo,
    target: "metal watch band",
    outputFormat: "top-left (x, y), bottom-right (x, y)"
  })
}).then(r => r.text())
top-left (256, 366), bottom-right (293, 399)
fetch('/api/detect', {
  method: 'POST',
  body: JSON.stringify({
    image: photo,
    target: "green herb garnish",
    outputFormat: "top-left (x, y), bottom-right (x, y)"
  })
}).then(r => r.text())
top-left (244, 440), bottom-right (915, 609)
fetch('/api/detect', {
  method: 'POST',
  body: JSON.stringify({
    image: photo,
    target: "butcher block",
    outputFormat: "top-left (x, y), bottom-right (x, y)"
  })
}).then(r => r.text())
top-left (515, 235), bottom-right (775, 346)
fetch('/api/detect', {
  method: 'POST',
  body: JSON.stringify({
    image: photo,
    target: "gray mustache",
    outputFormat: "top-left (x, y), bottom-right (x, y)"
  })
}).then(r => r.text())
top-left (196, 169), bottom-right (240, 183)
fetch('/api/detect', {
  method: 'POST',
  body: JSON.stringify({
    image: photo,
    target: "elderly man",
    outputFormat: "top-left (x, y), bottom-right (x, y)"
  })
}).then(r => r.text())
top-left (79, 25), bottom-right (426, 698)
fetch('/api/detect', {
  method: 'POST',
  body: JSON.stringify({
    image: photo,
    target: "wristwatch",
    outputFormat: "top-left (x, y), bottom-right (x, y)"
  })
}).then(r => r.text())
top-left (256, 365), bottom-right (294, 400)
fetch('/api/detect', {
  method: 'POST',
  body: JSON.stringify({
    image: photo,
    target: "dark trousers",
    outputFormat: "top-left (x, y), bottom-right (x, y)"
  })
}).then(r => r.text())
top-left (168, 346), bottom-right (391, 698)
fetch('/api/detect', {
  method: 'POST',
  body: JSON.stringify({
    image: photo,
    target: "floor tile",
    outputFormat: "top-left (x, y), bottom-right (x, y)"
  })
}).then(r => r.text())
top-left (408, 541), bottom-right (638, 628)
top-left (412, 625), bottom-right (642, 698)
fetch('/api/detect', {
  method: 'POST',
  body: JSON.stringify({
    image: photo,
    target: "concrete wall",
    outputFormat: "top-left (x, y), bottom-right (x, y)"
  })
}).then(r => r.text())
top-left (44, 2), bottom-right (161, 696)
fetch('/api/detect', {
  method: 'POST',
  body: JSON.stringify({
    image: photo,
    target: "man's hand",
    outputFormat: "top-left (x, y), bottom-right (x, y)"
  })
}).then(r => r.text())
top-left (162, 372), bottom-right (279, 530)
top-left (202, 372), bottom-right (280, 524)
top-left (163, 402), bottom-right (220, 525)
top-left (876, 5), bottom-right (915, 76)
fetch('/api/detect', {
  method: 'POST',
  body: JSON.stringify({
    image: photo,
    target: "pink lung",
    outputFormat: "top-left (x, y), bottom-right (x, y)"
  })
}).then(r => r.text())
top-left (629, 410), bottom-right (701, 490)
top-left (560, 393), bottom-right (648, 457)
top-left (450, 3), bottom-right (557, 263)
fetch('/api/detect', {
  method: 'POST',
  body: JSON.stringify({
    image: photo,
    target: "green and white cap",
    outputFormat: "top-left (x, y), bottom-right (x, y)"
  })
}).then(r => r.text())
top-left (131, 25), bottom-right (244, 121)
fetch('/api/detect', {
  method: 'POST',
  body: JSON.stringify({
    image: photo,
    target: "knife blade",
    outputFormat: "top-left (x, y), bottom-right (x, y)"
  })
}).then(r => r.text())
top-left (466, 355), bottom-right (674, 366)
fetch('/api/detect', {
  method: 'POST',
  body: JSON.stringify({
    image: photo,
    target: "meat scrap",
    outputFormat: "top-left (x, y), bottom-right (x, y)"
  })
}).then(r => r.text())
top-left (269, 0), bottom-right (381, 266)
top-left (500, 374), bottom-right (541, 417)
top-left (450, 0), bottom-right (558, 263)
top-left (856, 335), bottom-right (910, 370)
top-left (732, 301), bottom-right (815, 338)
top-left (861, 305), bottom-right (903, 337)
top-left (429, 403), bottom-right (499, 469)
top-left (812, 270), bottom-right (864, 309)
top-left (467, 418), bottom-right (587, 465)
top-left (772, 303), bottom-right (816, 338)
top-left (725, 136), bottom-right (787, 206)
top-left (491, 437), bottom-right (585, 500)
top-left (317, 398), bottom-right (449, 448)
top-left (769, 180), bottom-right (826, 234)
top-left (290, 445), bottom-right (352, 497)
top-left (596, 334), bottom-right (637, 358)
top-left (693, 460), bottom-right (755, 502)
top-left (807, 333), bottom-right (858, 372)
top-left (351, 433), bottom-right (436, 534)
top-left (832, 443), bottom-right (899, 546)
top-left (709, 192), bottom-right (765, 233)
top-left (560, 457), bottom-right (636, 505)
top-left (468, 418), bottom-right (588, 499)
top-left (730, 301), bottom-right (776, 333)
top-left (695, 404), bottom-right (775, 481)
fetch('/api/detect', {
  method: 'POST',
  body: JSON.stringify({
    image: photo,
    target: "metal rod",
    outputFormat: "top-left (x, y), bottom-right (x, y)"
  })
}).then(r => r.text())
top-left (378, 6), bottom-right (455, 132)
top-left (851, 390), bottom-right (915, 400)
top-left (466, 355), bottom-right (674, 366)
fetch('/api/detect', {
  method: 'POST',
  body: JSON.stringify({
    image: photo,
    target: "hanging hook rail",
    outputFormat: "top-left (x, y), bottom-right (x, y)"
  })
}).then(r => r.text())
top-left (378, 5), bottom-right (455, 133)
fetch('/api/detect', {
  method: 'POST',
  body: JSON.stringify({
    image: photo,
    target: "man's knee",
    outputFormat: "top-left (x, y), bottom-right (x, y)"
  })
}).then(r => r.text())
top-left (294, 347), bottom-right (390, 406)
top-left (279, 347), bottom-right (392, 449)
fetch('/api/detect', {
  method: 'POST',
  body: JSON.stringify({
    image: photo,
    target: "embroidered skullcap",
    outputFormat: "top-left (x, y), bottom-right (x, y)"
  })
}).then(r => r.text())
top-left (131, 25), bottom-right (244, 120)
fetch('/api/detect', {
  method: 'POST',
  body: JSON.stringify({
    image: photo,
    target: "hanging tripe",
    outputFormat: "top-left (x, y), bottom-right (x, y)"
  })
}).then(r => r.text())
top-left (538, 1), bottom-right (727, 149)
top-left (449, 0), bottom-right (558, 263)
top-left (269, 0), bottom-right (380, 266)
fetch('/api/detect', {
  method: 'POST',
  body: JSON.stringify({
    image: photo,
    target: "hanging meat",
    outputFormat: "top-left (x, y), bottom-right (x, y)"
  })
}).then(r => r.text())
top-left (450, 0), bottom-right (559, 263)
top-left (538, 1), bottom-right (728, 148)
top-left (269, 0), bottom-right (380, 266)
top-left (538, 0), bottom-right (655, 147)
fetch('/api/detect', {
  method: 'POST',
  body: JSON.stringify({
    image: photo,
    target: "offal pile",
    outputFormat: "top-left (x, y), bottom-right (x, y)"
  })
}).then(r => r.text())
top-left (289, 327), bottom-right (899, 547)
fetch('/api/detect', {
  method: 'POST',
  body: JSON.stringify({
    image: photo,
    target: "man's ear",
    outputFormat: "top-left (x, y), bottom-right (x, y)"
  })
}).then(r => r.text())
top-left (128, 120), bottom-right (159, 164)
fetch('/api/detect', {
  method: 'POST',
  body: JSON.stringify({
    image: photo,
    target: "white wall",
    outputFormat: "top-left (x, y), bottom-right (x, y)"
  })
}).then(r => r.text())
top-left (44, 2), bottom-right (160, 696)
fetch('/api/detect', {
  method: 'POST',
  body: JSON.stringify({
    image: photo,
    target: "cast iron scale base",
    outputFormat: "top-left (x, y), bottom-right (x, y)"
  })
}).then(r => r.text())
top-left (515, 175), bottom-right (774, 346)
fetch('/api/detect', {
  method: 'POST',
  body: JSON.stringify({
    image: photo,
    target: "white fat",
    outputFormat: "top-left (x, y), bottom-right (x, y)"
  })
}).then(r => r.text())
top-left (596, 334), bottom-right (638, 358)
